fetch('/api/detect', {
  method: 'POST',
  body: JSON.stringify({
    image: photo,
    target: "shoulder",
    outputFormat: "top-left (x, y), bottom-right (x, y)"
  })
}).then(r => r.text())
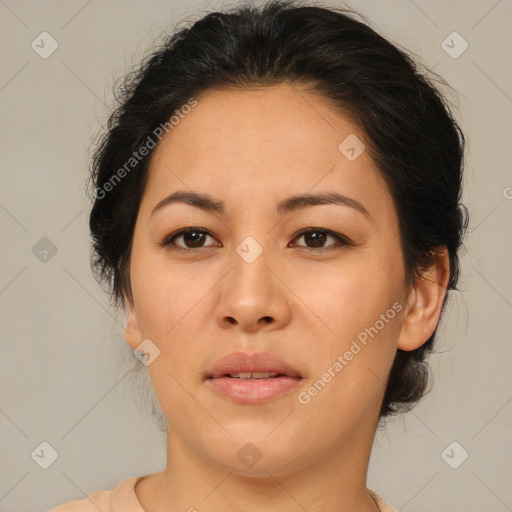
top-left (48, 476), bottom-right (143, 512)
top-left (48, 489), bottom-right (112, 511)
top-left (368, 488), bottom-right (397, 512)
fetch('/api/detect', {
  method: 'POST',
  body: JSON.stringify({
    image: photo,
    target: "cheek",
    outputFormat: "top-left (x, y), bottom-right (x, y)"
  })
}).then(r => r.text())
top-left (297, 260), bottom-right (402, 395)
top-left (131, 274), bottom-right (172, 338)
top-left (130, 248), bottom-right (206, 341)
top-left (298, 309), bottom-right (399, 428)
top-left (302, 260), bottom-right (400, 338)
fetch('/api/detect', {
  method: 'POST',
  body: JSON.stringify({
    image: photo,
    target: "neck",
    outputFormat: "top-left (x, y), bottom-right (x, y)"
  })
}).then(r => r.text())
top-left (135, 411), bottom-right (382, 512)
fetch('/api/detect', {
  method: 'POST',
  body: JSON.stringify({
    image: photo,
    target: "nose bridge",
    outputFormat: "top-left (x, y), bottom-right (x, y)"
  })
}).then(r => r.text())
top-left (228, 200), bottom-right (274, 274)
top-left (228, 232), bottom-right (274, 299)
top-left (215, 230), bottom-right (290, 331)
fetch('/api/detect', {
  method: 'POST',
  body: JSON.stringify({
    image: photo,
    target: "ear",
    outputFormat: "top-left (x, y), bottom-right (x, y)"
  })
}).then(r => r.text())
top-left (397, 247), bottom-right (451, 351)
top-left (123, 295), bottom-right (143, 350)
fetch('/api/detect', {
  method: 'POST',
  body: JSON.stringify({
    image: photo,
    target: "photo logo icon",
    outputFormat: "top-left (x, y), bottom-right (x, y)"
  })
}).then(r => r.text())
top-left (441, 31), bottom-right (468, 59)
top-left (441, 441), bottom-right (469, 469)
top-left (134, 338), bottom-right (161, 366)
top-left (338, 134), bottom-right (365, 161)
top-left (236, 236), bottom-right (263, 264)
top-left (31, 441), bottom-right (59, 469)
top-left (32, 237), bottom-right (58, 263)
top-left (237, 442), bottom-right (262, 468)
top-left (31, 32), bottom-right (59, 59)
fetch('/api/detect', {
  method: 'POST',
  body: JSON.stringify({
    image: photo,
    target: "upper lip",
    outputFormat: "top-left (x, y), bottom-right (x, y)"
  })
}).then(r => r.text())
top-left (207, 351), bottom-right (303, 379)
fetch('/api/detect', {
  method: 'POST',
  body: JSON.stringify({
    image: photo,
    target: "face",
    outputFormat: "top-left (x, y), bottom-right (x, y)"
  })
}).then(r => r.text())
top-left (124, 84), bottom-right (410, 476)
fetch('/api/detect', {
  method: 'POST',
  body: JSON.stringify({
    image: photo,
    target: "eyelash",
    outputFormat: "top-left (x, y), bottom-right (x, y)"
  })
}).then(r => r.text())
top-left (159, 227), bottom-right (352, 253)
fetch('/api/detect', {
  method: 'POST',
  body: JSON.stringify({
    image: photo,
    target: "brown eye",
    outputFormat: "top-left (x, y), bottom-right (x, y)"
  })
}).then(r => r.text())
top-left (161, 228), bottom-right (218, 251)
top-left (291, 228), bottom-right (351, 251)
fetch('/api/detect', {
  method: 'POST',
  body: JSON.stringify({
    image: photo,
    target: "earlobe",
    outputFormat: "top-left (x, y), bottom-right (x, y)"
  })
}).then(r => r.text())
top-left (124, 296), bottom-right (142, 350)
top-left (397, 247), bottom-right (451, 352)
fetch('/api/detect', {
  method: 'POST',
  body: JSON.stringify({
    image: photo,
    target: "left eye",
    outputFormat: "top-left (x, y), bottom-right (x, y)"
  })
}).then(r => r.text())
top-left (290, 228), bottom-right (350, 251)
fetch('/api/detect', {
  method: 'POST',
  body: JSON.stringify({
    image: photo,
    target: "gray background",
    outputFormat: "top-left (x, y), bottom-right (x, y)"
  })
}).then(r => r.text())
top-left (1, 0), bottom-right (511, 511)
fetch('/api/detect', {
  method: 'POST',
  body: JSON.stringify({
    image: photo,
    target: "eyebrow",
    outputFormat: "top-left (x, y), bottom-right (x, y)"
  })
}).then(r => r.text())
top-left (150, 190), bottom-right (371, 219)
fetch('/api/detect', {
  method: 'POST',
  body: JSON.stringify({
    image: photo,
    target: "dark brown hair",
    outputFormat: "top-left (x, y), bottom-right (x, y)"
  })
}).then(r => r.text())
top-left (88, 0), bottom-right (468, 419)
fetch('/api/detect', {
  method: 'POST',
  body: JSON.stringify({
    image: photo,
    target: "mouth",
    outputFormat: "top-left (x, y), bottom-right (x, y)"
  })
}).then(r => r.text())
top-left (205, 351), bottom-right (303, 404)
top-left (206, 374), bottom-right (302, 404)
top-left (206, 350), bottom-right (302, 379)
top-left (219, 372), bottom-right (288, 379)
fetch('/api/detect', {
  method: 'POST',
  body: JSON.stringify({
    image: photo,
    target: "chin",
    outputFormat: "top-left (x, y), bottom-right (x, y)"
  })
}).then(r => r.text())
top-left (201, 432), bottom-right (309, 477)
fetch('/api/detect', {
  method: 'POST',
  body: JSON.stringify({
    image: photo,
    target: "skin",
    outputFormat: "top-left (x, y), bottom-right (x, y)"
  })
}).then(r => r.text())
top-left (123, 84), bottom-right (450, 512)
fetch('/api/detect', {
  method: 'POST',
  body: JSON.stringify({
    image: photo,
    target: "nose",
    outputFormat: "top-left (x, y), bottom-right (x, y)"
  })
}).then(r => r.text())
top-left (214, 242), bottom-right (292, 334)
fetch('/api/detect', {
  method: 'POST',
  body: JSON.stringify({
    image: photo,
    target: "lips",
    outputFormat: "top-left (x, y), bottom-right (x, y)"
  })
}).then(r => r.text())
top-left (206, 351), bottom-right (303, 380)
top-left (205, 351), bottom-right (303, 404)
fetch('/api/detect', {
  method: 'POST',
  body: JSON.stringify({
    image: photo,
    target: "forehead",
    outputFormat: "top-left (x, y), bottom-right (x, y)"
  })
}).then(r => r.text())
top-left (140, 84), bottom-right (393, 221)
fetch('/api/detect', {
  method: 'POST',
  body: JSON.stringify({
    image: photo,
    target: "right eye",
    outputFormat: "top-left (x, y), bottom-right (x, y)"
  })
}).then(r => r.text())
top-left (160, 227), bottom-right (220, 252)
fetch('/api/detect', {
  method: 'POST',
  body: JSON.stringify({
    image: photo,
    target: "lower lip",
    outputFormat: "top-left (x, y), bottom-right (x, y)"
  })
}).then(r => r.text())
top-left (207, 376), bottom-right (302, 404)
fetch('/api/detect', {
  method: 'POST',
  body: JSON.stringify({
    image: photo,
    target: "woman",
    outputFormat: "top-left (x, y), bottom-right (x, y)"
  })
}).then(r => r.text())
top-left (51, 0), bottom-right (467, 510)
